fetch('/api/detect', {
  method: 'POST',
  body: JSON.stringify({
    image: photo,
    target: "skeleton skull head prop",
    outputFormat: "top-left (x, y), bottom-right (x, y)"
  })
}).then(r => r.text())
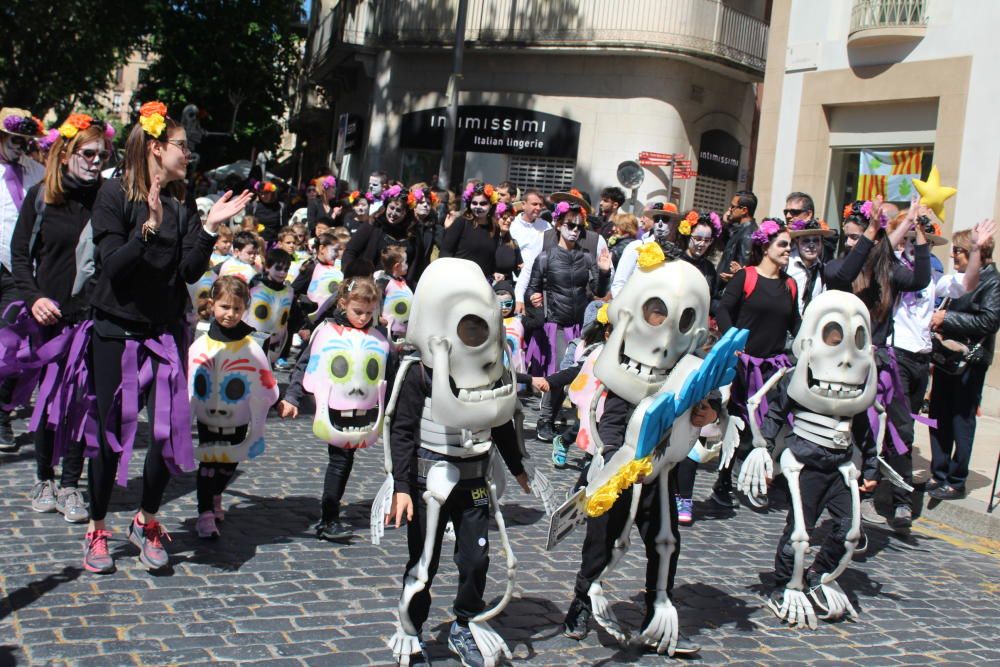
top-left (594, 259), bottom-right (709, 405)
top-left (188, 337), bottom-right (278, 463)
top-left (244, 282), bottom-right (293, 364)
top-left (303, 323), bottom-right (389, 448)
top-left (406, 258), bottom-right (516, 429)
top-left (787, 290), bottom-right (876, 417)
top-left (187, 270), bottom-right (217, 312)
top-left (381, 277), bottom-right (413, 350)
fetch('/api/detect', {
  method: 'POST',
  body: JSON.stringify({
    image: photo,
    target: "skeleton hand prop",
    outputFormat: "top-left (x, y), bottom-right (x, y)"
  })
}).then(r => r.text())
top-left (588, 582), bottom-right (629, 645)
top-left (810, 580), bottom-right (858, 622)
top-left (768, 589), bottom-right (818, 629)
top-left (469, 622), bottom-right (512, 667)
top-left (388, 628), bottom-right (423, 666)
top-left (738, 447), bottom-right (772, 500)
top-left (636, 598), bottom-right (679, 655)
top-left (718, 415), bottom-right (744, 471)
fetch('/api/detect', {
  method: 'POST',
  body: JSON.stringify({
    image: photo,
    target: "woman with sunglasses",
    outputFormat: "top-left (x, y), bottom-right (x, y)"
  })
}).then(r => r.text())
top-left (711, 218), bottom-right (800, 509)
top-left (525, 192), bottom-right (612, 443)
top-left (77, 102), bottom-right (251, 574)
top-left (7, 114), bottom-right (114, 524)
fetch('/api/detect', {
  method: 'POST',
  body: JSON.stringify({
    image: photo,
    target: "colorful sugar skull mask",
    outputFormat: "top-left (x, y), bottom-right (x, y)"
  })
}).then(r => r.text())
top-left (382, 277), bottom-right (413, 349)
top-left (244, 282), bottom-right (293, 364)
top-left (406, 258), bottom-right (517, 429)
top-left (307, 262), bottom-right (344, 306)
top-left (302, 322), bottom-right (390, 448)
top-left (188, 336), bottom-right (278, 463)
top-left (788, 290), bottom-right (877, 417)
top-left (219, 258), bottom-right (258, 284)
top-left (503, 316), bottom-right (525, 374)
top-left (187, 270), bottom-right (217, 313)
top-left (594, 259), bottom-right (709, 405)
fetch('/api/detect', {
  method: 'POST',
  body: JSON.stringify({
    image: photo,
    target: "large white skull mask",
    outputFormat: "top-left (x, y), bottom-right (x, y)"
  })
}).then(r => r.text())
top-left (406, 258), bottom-right (516, 429)
top-left (787, 290), bottom-right (877, 417)
top-left (594, 258), bottom-right (709, 405)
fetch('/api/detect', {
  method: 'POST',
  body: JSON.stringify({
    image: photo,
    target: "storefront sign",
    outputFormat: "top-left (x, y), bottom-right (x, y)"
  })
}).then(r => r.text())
top-left (697, 130), bottom-right (741, 181)
top-left (400, 105), bottom-right (580, 158)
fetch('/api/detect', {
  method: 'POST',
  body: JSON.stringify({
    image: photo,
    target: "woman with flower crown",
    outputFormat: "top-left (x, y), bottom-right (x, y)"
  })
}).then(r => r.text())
top-left (5, 113), bottom-right (115, 525)
top-left (440, 181), bottom-right (501, 278)
top-left (78, 102), bottom-right (252, 574)
top-left (404, 183), bottom-right (441, 284)
top-left (341, 183), bottom-right (413, 278)
top-left (710, 217), bottom-right (801, 510)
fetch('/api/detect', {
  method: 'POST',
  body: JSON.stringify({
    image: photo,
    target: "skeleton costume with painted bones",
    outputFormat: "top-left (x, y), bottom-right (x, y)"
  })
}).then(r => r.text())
top-left (372, 258), bottom-right (550, 667)
top-left (739, 290), bottom-right (906, 628)
top-left (555, 250), bottom-right (747, 656)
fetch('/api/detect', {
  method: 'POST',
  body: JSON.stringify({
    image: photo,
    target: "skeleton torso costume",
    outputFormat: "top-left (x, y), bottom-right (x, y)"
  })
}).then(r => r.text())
top-left (374, 259), bottom-right (527, 667)
top-left (243, 278), bottom-right (293, 365)
top-left (306, 261), bottom-right (344, 306)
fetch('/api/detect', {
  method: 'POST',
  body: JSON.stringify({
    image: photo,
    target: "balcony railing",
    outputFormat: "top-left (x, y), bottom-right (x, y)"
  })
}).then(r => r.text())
top-left (849, 0), bottom-right (927, 45)
top-left (310, 0), bottom-right (768, 76)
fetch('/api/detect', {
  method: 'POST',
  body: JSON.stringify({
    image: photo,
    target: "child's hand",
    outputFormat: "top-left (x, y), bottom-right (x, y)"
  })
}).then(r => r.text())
top-left (277, 400), bottom-right (298, 419)
top-left (860, 479), bottom-right (878, 493)
top-left (531, 376), bottom-right (550, 393)
top-left (387, 492), bottom-right (414, 528)
top-left (515, 472), bottom-right (532, 495)
top-left (690, 400), bottom-right (717, 427)
top-left (299, 329), bottom-right (311, 343)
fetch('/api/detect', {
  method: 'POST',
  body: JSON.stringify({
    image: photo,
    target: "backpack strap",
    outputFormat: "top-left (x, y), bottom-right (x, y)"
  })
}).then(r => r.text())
top-left (742, 266), bottom-right (758, 300)
top-left (786, 276), bottom-right (797, 301)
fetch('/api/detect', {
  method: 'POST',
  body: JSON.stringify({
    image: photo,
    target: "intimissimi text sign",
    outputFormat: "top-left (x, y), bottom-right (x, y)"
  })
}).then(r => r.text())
top-left (400, 105), bottom-right (580, 158)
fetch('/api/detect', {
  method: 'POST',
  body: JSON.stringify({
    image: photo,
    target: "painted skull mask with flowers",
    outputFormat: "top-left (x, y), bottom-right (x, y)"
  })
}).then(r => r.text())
top-left (381, 277), bottom-right (413, 350)
top-left (302, 322), bottom-right (390, 448)
top-left (244, 281), bottom-right (293, 364)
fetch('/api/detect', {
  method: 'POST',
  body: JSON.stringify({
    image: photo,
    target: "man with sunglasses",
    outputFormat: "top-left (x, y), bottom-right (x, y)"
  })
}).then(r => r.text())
top-left (784, 192), bottom-right (835, 314)
top-left (0, 108), bottom-right (45, 452)
top-left (716, 190), bottom-right (758, 294)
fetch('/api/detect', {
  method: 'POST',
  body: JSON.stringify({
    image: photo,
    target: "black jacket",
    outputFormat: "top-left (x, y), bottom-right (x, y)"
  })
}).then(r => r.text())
top-left (526, 245), bottom-right (610, 327)
top-left (715, 219), bottom-right (756, 291)
top-left (940, 263), bottom-right (1000, 364)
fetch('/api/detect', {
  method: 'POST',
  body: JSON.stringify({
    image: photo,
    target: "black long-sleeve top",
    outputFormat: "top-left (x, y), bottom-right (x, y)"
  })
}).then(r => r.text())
top-left (682, 253), bottom-right (719, 314)
top-left (341, 219), bottom-right (411, 278)
top-left (89, 178), bottom-right (215, 329)
top-left (526, 245), bottom-right (611, 326)
top-left (825, 237), bottom-right (931, 346)
top-left (494, 236), bottom-right (523, 283)
top-left (440, 217), bottom-right (498, 277)
top-left (11, 181), bottom-right (98, 322)
top-left (758, 374), bottom-right (878, 480)
top-left (716, 268), bottom-right (800, 358)
top-left (389, 362), bottom-right (525, 495)
top-left (248, 199), bottom-right (285, 242)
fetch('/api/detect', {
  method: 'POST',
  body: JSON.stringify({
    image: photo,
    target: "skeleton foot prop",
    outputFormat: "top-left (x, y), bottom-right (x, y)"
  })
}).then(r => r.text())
top-left (809, 580), bottom-right (858, 621)
top-left (388, 627), bottom-right (423, 666)
top-left (588, 582), bottom-right (629, 644)
top-left (767, 589), bottom-right (817, 629)
top-left (636, 598), bottom-right (679, 655)
top-left (468, 621), bottom-right (512, 667)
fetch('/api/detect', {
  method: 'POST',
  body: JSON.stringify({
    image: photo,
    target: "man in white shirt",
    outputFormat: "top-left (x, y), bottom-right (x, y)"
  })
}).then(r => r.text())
top-left (511, 189), bottom-right (550, 312)
top-left (0, 107), bottom-right (46, 450)
top-left (610, 202), bottom-right (679, 297)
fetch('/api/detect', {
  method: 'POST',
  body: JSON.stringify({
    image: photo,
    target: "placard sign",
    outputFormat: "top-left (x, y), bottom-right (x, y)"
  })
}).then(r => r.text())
top-left (400, 105), bottom-right (580, 158)
top-left (697, 129), bottom-right (741, 181)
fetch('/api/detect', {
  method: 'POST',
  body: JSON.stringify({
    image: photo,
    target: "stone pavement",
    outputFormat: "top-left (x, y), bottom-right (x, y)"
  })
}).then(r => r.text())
top-left (1, 393), bottom-right (999, 666)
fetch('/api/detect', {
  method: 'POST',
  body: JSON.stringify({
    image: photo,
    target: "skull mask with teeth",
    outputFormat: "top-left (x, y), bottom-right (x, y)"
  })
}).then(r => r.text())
top-left (406, 258), bottom-right (517, 429)
top-left (594, 259), bottom-right (709, 405)
top-left (303, 323), bottom-right (390, 448)
top-left (787, 290), bottom-right (877, 417)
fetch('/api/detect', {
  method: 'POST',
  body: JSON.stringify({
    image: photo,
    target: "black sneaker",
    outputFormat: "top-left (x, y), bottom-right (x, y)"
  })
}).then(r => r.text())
top-left (710, 482), bottom-right (738, 509)
top-left (0, 411), bottom-right (16, 452)
top-left (536, 421), bottom-right (555, 443)
top-left (562, 597), bottom-right (591, 640)
top-left (923, 478), bottom-right (943, 492)
top-left (928, 484), bottom-right (965, 501)
top-left (891, 505), bottom-right (913, 532)
top-left (448, 621), bottom-right (485, 667)
top-left (317, 521), bottom-right (354, 542)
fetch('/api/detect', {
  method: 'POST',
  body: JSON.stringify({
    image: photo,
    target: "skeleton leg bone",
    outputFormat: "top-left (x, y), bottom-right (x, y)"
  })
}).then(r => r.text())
top-left (637, 472), bottom-right (680, 655)
top-left (588, 483), bottom-right (642, 645)
top-left (810, 462), bottom-right (861, 622)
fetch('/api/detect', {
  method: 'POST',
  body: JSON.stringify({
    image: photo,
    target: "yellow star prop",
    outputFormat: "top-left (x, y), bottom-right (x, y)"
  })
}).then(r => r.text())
top-left (912, 165), bottom-right (957, 221)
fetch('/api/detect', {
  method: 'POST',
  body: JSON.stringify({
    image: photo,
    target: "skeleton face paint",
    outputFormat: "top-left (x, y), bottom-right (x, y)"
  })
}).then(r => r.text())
top-left (414, 199), bottom-right (431, 217)
top-left (594, 259), bottom-right (709, 404)
top-left (244, 281), bottom-right (293, 364)
top-left (560, 221), bottom-right (581, 243)
top-left (652, 217), bottom-right (671, 240)
top-left (787, 290), bottom-right (877, 417)
top-left (368, 178), bottom-right (384, 195)
top-left (189, 337), bottom-right (278, 463)
top-left (469, 195), bottom-right (490, 219)
top-left (302, 323), bottom-right (389, 448)
top-left (382, 277), bottom-right (413, 350)
top-left (1, 135), bottom-right (26, 162)
top-left (407, 258), bottom-right (516, 428)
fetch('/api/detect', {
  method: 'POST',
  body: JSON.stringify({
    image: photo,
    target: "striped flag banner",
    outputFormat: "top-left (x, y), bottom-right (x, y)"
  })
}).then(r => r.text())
top-left (857, 148), bottom-right (924, 201)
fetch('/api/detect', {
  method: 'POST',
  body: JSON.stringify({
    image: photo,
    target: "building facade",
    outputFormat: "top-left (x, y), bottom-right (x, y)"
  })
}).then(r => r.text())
top-left (294, 0), bottom-right (769, 212)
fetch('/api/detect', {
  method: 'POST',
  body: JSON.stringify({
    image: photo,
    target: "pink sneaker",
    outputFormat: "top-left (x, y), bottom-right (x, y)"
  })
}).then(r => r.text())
top-left (83, 529), bottom-right (115, 574)
top-left (676, 497), bottom-right (693, 525)
top-left (213, 495), bottom-right (225, 522)
top-left (196, 511), bottom-right (219, 539)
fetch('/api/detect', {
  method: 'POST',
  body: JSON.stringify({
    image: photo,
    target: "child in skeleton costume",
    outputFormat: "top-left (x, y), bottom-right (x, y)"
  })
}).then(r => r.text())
top-left (290, 232), bottom-right (343, 308)
top-left (218, 230), bottom-right (260, 284)
top-left (209, 225), bottom-right (233, 267)
top-left (244, 249), bottom-right (293, 365)
top-left (279, 277), bottom-right (391, 543)
top-left (741, 290), bottom-right (881, 628)
top-left (561, 247), bottom-right (745, 656)
top-left (376, 246), bottom-right (413, 352)
top-left (188, 277), bottom-right (279, 538)
top-left (377, 258), bottom-right (532, 667)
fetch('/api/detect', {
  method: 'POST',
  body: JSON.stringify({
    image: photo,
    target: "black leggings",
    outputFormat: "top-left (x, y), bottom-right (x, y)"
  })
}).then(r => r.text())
top-left (197, 462), bottom-right (238, 513)
top-left (87, 332), bottom-right (174, 522)
top-left (675, 457), bottom-right (698, 498)
top-left (322, 445), bottom-right (356, 523)
top-left (35, 425), bottom-right (85, 487)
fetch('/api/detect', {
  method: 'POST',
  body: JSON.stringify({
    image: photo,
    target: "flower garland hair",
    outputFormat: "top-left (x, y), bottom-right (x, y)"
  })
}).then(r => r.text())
top-left (256, 181), bottom-right (277, 194)
top-left (348, 190), bottom-right (375, 205)
top-left (2, 111), bottom-right (44, 138)
top-left (381, 184), bottom-right (404, 202)
top-left (138, 101), bottom-right (168, 139)
top-left (751, 217), bottom-right (786, 245)
top-left (406, 187), bottom-right (439, 209)
top-left (38, 129), bottom-right (61, 152)
top-left (495, 201), bottom-right (509, 217)
top-left (843, 199), bottom-right (887, 230)
top-left (462, 181), bottom-right (499, 205)
top-left (679, 210), bottom-right (724, 238)
top-left (553, 201), bottom-right (571, 218)
top-left (789, 218), bottom-right (830, 233)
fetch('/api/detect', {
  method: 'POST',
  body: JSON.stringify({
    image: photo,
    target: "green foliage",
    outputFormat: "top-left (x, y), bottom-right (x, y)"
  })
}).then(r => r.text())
top-left (0, 0), bottom-right (156, 115)
top-left (137, 0), bottom-right (304, 166)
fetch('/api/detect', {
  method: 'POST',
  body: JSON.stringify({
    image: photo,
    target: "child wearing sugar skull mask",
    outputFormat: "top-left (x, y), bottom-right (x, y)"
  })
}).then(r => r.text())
top-left (376, 246), bottom-right (413, 351)
top-left (278, 277), bottom-right (393, 542)
top-left (188, 276), bottom-right (279, 539)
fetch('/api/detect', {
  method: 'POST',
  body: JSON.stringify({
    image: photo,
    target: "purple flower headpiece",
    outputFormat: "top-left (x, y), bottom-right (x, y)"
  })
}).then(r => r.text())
top-left (38, 129), bottom-right (61, 152)
top-left (708, 211), bottom-right (722, 237)
top-left (381, 184), bottom-right (403, 201)
top-left (751, 218), bottom-right (785, 245)
top-left (322, 175), bottom-right (336, 190)
top-left (553, 201), bottom-right (571, 218)
top-left (495, 202), bottom-right (509, 217)
top-left (3, 114), bottom-right (43, 137)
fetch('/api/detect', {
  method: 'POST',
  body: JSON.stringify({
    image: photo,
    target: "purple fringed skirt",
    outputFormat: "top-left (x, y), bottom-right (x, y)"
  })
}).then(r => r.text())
top-left (729, 352), bottom-right (794, 428)
top-left (526, 322), bottom-right (581, 377)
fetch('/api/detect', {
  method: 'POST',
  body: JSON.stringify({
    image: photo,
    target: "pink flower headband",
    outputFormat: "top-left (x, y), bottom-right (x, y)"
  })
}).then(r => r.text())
top-left (495, 202), bottom-right (509, 217)
top-left (381, 184), bottom-right (403, 201)
top-left (321, 175), bottom-right (336, 190)
top-left (553, 201), bottom-right (571, 218)
top-left (843, 199), bottom-right (887, 229)
top-left (751, 218), bottom-right (786, 245)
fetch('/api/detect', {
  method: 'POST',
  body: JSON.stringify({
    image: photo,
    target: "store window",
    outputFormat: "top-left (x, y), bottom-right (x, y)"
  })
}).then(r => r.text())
top-left (825, 146), bottom-right (933, 226)
top-left (507, 156), bottom-right (575, 194)
top-left (692, 174), bottom-right (734, 216)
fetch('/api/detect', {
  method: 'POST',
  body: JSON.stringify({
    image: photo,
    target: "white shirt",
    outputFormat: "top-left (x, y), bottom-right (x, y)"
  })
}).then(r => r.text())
top-left (893, 271), bottom-right (966, 354)
top-left (787, 249), bottom-right (825, 315)
top-left (610, 232), bottom-right (655, 297)
top-left (511, 213), bottom-right (551, 303)
top-left (0, 156), bottom-right (45, 271)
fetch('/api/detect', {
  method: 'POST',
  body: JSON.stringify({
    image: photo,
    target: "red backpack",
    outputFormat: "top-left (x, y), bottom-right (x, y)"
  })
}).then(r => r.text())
top-left (742, 266), bottom-right (797, 302)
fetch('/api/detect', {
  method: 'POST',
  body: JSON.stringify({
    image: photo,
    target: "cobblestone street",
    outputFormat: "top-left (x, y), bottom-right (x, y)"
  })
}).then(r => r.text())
top-left (1, 392), bottom-right (999, 666)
